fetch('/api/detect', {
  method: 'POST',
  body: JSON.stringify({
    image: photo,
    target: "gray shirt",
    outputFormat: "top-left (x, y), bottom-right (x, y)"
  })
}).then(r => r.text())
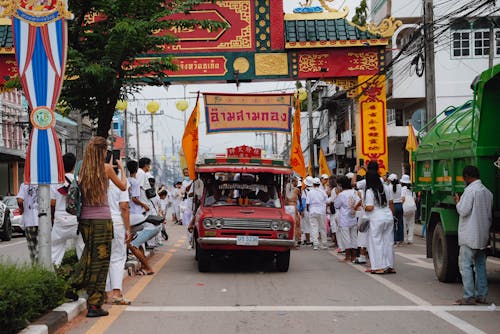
top-left (456, 180), bottom-right (493, 249)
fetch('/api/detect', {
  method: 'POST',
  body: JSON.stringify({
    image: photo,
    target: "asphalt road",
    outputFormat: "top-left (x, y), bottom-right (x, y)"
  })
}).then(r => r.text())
top-left (55, 223), bottom-right (500, 334)
top-left (0, 233), bottom-right (29, 265)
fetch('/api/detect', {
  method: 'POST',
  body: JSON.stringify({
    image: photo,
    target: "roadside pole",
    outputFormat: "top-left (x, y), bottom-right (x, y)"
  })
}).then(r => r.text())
top-left (423, 0), bottom-right (436, 124)
top-left (37, 185), bottom-right (52, 269)
top-left (306, 80), bottom-right (315, 172)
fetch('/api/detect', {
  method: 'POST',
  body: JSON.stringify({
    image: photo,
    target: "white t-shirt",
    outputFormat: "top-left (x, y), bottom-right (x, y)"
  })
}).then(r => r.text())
top-left (108, 180), bottom-right (129, 224)
top-left (365, 186), bottom-right (393, 209)
top-left (50, 173), bottom-right (76, 220)
top-left (17, 183), bottom-right (38, 227)
top-left (306, 187), bottom-right (328, 215)
top-left (334, 189), bottom-right (360, 227)
top-left (128, 177), bottom-right (143, 215)
top-left (136, 168), bottom-right (151, 204)
top-left (390, 183), bottom-right (403, 203)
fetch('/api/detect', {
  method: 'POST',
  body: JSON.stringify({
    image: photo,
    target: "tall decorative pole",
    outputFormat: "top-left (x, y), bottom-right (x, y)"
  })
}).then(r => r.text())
top-left (1, 1), bottom-right (72, 269)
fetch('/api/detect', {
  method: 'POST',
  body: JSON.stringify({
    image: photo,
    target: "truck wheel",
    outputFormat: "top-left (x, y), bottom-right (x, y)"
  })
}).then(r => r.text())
top-left (1, 213), bottom-right (12, 241)
top-left (432, 223), bottom-right (459, 282)
top-left (197, 242), bottom-right (211, 272)
top-left (276, 250), bottom-right (290, 272)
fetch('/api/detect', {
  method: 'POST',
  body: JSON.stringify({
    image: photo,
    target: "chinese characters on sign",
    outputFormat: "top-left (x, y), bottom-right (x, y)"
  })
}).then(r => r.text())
top-left (227, 146), bottom-right (262, 159)
top-left (358, 75), bottom-right (388, 175)
top-left (203, 93), bottom-right (293, 133)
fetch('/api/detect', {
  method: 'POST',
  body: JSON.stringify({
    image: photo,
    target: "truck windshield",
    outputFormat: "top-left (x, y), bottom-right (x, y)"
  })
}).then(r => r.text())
top-left (203, 173), bottom-right (281, 208)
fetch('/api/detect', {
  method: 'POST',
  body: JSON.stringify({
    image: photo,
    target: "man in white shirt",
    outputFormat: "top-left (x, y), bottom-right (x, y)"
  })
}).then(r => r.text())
top-left (306, 178), bottom-right (328, 250)
top-left (127, 160), bottom-right (148, 226)
top-left (17, 182), bottom-right (38, 264)
top-left (50, 153), bottom-right (84, 266)
top-left (454, 165), bottom-right (493, 305)
top-left (106, 172), bottom-right (131, 305)
top-left (137, 157), bottom-right (153, 205)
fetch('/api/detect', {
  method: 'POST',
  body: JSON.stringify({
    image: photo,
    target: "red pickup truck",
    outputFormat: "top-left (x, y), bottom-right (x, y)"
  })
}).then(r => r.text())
top-left (193, 151), bottom-right (295, 272)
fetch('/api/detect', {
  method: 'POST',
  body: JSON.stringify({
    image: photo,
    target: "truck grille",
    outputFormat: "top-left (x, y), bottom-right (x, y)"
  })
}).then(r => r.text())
top-left (222, 219), bottom-right (272, 230)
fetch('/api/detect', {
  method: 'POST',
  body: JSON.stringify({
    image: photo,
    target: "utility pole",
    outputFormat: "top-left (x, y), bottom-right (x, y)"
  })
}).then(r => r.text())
top-left (489, 21), bottom-right (494, 69)
top-left (423, 0), bottom-right (437, 125)
top-left (150, 113), bottom-right (156, 176)
top-left (123, 106), bottom-right (128, 159)
top-left (306, 80), bottom-right (315, 172)
top-left (135, 108), bottom-right (140, 158)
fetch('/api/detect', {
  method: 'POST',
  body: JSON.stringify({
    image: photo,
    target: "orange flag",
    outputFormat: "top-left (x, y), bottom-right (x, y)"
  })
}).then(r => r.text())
top-left (318, 148), bottom-right (331, 176)
top-left (290, 99), bottom-right (306, 178)
top-left (307, 159), bottom-right (313, 177)
top-left (405, 123), bottom-right (418, 182)
top-left (182, 95), bottom-right (200, 180)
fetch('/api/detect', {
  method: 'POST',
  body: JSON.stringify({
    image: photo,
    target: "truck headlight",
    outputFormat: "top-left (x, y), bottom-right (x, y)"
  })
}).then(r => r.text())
top-left (203, 219), bottom-right (213, 229)
top-left (271, 221), bottom-right (280, 231)
top-left (214, 219), bottom-right (224, 229)
top-left (282, 221), bottom-right (291, 232)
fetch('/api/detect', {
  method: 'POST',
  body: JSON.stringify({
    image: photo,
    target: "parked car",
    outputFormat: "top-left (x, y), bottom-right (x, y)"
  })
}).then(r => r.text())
top-left (1, 196), bottom-right (24, 235)
top-left (0, 200), bottom-right (12, 241)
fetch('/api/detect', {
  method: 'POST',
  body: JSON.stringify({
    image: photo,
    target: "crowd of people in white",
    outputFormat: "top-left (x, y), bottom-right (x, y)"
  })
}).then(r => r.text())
top-left (286, 160), bottom-right (418, 274)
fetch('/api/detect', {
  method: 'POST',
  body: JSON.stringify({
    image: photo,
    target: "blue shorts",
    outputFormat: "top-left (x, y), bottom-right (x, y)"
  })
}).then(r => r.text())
top-left (131, 225), bottom-right (161, 248)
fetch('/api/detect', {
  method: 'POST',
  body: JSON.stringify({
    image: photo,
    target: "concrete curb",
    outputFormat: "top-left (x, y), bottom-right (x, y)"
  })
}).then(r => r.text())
top-left (19, 298), bottom-right (86, 334)
top-left (18, 258), bottom-right (143, 334)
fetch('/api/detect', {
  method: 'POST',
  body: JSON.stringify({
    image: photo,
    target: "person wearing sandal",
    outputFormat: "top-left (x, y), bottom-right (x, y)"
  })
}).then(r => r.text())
top-left (363, 162), bottom-right (395, 275)
top-left (454, 166), bottom-right (493, 306)
top-left (105, 168), bottom-right (132, 306)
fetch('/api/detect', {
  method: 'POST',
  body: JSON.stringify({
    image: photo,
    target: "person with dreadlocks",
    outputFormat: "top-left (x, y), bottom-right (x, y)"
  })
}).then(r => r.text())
top-left (69, 136), bottom-right (127, 317)
top-left (364, 165), bottom-right (395, 274)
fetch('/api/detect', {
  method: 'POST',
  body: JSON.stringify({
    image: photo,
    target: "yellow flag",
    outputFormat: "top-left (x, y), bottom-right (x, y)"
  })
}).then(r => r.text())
top-left (182, 97), bottom-right (200, 180)
top-left (290, 99), bottom-right (306, 177)
top-left (406, 123), bottom-right (418, 182)
top-left (318, 148), bottom-right (331, 176)
top-left (307, 159), bottom-right (313, 176)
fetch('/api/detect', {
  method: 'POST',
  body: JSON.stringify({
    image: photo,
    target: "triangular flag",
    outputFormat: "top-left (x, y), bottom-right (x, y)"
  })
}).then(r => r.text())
top-left (182, 95), bottom-right (200, 180)
top-left (318, 148), bottom-right (331, 176)
top-left (406, 123), bottom-right (418, 182)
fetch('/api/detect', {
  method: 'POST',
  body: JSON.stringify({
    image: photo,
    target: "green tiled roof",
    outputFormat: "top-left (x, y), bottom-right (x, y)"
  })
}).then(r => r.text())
top-left (0, 24), bottom-right (14, 49)
top-left (285, 18), bottom-right (380, 43)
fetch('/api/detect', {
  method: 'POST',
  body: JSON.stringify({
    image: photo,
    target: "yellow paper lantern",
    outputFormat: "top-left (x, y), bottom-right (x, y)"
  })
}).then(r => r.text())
top-left (146, 100), bottom-right (160, 114)
top-left (115, 100), bottom-right (128, 112)
top-left (176, 100), bottom-right (189, 112)
top-left (295, 88), bottom-right (307, 102)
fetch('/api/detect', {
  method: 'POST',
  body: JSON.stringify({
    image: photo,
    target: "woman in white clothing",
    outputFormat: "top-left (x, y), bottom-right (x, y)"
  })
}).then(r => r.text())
top-left (389, 174), bottom-right (404, 246)
top-left (334, 176), bottom-right (361, 262)
top-left (364, 166), bottom-right (395, 274)
top-left (400, 174), bottom-right (416, 244)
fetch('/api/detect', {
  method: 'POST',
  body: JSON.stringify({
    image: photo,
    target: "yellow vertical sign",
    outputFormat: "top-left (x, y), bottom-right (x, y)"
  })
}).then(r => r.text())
top-left (357, 75), bottom-right (388, 175)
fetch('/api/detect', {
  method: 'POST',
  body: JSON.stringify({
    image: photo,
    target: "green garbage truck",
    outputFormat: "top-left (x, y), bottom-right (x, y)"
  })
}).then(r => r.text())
top-left (413, 64), bottom-right (500, 282)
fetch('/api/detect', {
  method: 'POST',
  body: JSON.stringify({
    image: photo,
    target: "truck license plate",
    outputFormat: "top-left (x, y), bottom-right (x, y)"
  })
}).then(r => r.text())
top-left (236, 235), bottom-right (259, 246)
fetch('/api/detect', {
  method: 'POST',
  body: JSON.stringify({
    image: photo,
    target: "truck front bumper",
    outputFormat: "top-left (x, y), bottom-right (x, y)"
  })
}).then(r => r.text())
top-left (197, 237), bottom-right (295, 247)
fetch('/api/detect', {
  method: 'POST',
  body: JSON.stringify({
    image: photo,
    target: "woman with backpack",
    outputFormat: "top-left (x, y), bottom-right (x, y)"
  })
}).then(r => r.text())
top-left (69, 136), bottom-right (127, 318)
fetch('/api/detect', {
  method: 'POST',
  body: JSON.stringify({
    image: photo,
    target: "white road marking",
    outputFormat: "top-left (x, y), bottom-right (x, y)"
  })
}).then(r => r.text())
top-left (328, 251), bottom-right (488, 334)
top-left (0, 240), bottom-right (25, 248)
top-left (125, 305), bottom-right (498, 313)
top-left (395, 252), bottom-right (434, 270)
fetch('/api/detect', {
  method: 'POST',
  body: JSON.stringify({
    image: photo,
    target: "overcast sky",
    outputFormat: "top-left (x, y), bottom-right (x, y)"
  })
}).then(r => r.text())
top-left (130, 1), bottom-right (362, 160)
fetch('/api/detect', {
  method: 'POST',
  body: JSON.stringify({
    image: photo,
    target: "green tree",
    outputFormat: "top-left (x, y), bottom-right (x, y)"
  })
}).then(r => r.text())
top-left (63, 1), bottom-right (227, 137)
top-left (351, 0), bottom-right (368, 27)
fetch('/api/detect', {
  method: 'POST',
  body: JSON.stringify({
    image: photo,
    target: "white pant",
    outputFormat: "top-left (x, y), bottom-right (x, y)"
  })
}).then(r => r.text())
top-left (51, 216), bottom-right (84, 266)
top-left (338, 225), bottom-right (358, 249)
top-left (403, 211), bottom-right (416, 243)
top-left (301, 213), bottom-right (311, 234)
top-left (106, 223), bottom-right (127, 292)
top-left (309, 213), bottom-right (327, 247)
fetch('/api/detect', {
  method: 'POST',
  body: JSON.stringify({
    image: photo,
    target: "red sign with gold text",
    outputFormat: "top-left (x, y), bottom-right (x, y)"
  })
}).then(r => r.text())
top-left (0, 55), bottom-right (18, 89)
top-left (296, 47), bottom-right (381, 78)
top-left (155, 1), bottom-right (254, 53)
top-left (132, 56), bottom-right (228, 77)
top-left (357, 75), bottom-right (388, 175)
top-left (227, 146), bottom-right (262, 159)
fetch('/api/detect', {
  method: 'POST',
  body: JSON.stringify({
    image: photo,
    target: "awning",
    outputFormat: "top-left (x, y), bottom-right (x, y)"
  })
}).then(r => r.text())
top-left (196, 164), bottom-right (292, 175)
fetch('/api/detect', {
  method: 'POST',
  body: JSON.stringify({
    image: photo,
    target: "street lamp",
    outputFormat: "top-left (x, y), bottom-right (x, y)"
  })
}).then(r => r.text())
top-left (176, 99), bottom-right (189, 126)
top-left (146, 100), bottom-right (160, 175)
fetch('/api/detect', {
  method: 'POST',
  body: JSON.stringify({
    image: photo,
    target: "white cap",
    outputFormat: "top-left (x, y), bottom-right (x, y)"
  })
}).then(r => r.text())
top-left (321, 174), bottom-right (329, 179)
top-left (313, 177), bottom-right (321, 185)
top-left (400, 174), bottom-right (411, 184)
top-left (345, 172), bottom-right (354, 180)
top-left (304, 176), bottom-right (314, 187)
top-left (297, 180), bottom-right (302, 187)
top-left (388, 173), bottom-right (398, 181)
